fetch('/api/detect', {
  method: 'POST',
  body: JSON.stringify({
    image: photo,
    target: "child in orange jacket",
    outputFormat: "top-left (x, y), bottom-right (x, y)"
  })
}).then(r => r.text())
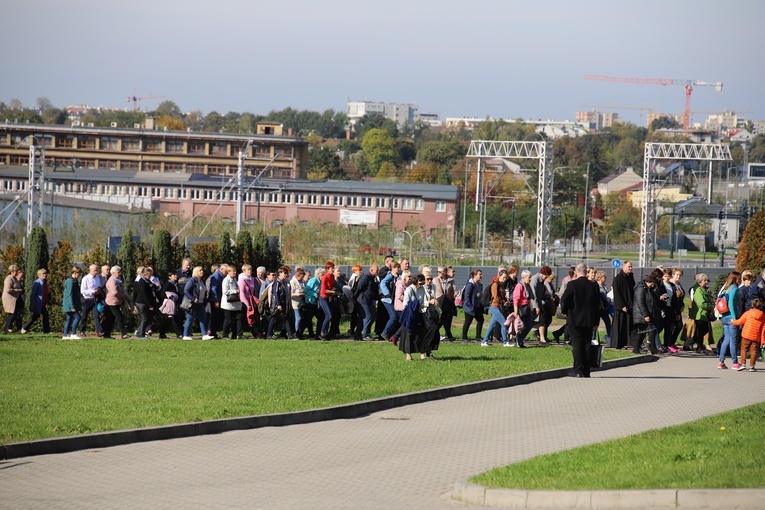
top-left (731, 298), bottom-right (765, 372)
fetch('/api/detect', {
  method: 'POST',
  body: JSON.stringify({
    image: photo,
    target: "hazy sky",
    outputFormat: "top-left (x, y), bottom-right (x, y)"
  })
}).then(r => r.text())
top-left (3, 0), bottom-right (763, 126)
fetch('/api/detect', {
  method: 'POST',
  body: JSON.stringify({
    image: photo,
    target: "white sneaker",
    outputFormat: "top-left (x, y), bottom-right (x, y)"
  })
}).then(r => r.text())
top-left (480, 341), bottom-right (489, 347)
top-left (202, 335), bottom-right (214, 340)
top-left (503, 342), bottom-right (514, 347)
top-left (69, 334), bottom-right (81, 340)
top-left (62, 335), bottom-right (70, 339)
top-left (21, 328), bottom-right (27, 334)
top-left (182, 336), bottom-right (193, 340)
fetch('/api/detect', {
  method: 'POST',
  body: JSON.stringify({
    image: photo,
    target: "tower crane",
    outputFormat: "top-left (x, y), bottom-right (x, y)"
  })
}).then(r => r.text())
top-left (584, 75), bottom-right (723, 133)
top-left (126, 93), bottom-right (165, 111)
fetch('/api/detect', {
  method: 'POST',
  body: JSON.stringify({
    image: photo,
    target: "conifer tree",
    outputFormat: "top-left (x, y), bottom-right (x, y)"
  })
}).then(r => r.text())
top-left (24, 227), bottom-right (49, 305)
top-left (153, 229), bottom-right (173, 283)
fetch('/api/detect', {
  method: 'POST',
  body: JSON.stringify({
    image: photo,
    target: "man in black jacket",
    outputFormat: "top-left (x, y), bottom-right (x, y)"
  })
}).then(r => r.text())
top-left (354, 265), bottom-right (379, 341)
top-left (611, 261), bottom-right (636, 349)
top-left (134, 267), bottom-right (159, 339)
top-left (560, 263), bottom-right (601, 377)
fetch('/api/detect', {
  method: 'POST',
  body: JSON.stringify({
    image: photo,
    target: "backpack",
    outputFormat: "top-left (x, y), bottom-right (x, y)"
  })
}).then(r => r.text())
top-left (482, 280), bottom-right (495, 308)
top-left (455, 283), bottom-right (467, 307)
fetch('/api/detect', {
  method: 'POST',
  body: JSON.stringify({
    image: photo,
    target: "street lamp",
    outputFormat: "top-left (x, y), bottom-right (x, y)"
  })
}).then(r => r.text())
top-left (582, 163), bottom-right (591, 262)
top-left (263, 209), bottom-right (275, 229)
top-left (402, 229), bottom-right (426, 263)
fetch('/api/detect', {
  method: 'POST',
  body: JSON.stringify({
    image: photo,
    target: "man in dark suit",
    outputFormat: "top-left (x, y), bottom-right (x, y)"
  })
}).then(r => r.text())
top-left (560, 263), bottom-right (601, 377)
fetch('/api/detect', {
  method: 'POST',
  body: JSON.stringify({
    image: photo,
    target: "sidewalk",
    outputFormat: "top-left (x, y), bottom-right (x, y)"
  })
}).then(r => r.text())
top-left (1, 355), bottom-right (762, 509)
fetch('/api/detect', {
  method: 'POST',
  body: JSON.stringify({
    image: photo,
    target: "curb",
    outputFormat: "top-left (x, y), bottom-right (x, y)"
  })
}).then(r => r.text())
top-left (0, 354), bottom-right (654, 460)
top-left (452, 480), bottom-right (765, 509)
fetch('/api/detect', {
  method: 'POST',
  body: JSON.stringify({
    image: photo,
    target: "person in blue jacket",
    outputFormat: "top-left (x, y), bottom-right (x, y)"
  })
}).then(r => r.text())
top-left (22, 268), bottom-right (50, 334)
top-left (461, 270), bottom-right (484, 341)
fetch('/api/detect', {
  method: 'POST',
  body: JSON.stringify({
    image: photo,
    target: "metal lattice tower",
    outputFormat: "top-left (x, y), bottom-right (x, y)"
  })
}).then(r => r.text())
top-left (639, 142), bottom-right (731, 267)
top-left (466, 140), bottom-right (553, 266)
top-left (28, 145), bottom-right (45, 235)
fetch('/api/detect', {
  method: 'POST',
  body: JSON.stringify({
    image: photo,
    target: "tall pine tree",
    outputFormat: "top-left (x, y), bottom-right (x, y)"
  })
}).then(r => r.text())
top-left (24, 227), bottom-right (49, 305)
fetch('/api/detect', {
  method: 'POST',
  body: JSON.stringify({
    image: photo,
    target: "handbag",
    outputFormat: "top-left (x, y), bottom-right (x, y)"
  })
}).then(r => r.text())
top-left (226, 292), bottom-right (240, 303)
top-left (180, 296), bottom-right (193, 312)
top-left (715, 295), bottom-right (729, 314)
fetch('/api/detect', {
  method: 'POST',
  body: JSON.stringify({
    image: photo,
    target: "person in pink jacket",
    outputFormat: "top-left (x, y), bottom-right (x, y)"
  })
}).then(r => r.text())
top-left (238, 264), bottom-right (257, 338)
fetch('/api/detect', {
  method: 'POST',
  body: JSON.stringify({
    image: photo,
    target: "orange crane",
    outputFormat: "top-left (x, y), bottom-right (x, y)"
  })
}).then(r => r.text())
top-left (126, 93), bottom-right (165, 111)
top-left (584, 75), bottom-right (722, 133)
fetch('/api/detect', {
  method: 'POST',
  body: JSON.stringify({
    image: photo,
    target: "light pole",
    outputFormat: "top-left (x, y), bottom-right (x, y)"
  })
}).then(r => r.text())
top-left (402, 229), bottom-right (426, 263)
top-left (263, 209), bottom-right (275, 230)
top-left (581, 163), bottom-right (590, 261)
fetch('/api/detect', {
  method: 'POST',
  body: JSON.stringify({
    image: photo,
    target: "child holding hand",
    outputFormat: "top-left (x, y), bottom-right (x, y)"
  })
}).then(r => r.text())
top-left (731, 298), bottom-right (765, 372)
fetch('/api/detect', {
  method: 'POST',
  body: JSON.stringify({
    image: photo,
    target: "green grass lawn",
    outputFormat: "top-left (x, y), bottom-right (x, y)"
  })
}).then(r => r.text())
top-left (471, 402), bottom-right (765, 490)
top-left (0, 335), bottom-right (631, 443)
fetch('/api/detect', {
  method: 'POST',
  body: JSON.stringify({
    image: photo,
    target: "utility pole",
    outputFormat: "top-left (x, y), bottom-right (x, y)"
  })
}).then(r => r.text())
top-left (581, 163), bottom-right (590, 261)
top-left (28, 145), bottom-right (45, 235)
top-left (236, 149), bottom-right (245, 234)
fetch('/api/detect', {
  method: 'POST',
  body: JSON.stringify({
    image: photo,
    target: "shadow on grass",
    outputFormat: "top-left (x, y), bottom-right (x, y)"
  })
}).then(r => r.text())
top-left (432, 356), bottom-right (507, 361)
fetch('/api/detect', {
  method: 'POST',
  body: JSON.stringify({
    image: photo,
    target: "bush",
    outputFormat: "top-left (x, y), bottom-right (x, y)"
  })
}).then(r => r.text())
top-left (736, 209), bottom-right (765, 273)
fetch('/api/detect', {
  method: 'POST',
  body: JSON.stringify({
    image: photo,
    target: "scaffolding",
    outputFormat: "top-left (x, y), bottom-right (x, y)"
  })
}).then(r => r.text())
top-left (466, 140), bottom-right (553, 266)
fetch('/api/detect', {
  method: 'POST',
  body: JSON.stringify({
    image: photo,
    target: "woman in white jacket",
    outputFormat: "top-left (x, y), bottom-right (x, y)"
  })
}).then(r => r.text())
top-left (221, 266), bottom-right (243, 339)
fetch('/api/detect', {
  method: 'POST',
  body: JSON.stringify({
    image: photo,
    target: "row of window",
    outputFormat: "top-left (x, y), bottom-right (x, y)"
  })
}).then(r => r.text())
top-left (2, 156), bottom-right (295, 177)
top-left (1, 178), bottom-right (445, 211)
top-left (4, 135), bottom-right (294, 158)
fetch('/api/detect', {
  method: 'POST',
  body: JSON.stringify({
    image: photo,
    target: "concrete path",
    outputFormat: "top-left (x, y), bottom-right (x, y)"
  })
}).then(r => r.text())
top-left (1, 355), bottom-right (762, 509)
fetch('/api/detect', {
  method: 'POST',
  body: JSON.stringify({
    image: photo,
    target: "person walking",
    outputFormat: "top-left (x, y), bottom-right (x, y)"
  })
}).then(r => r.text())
top-left (289, 267), bottom-right (306, 338)
top-left (353, 265), bottom-right (380, 341)
top-left (380, 262), bottom-right (401, 341)
top-left (512, 270), bottom-right (534, 348)
top-left (611, 261), bottom-right (635, 349)
top-left (61, 266), bottom-right (82, 339)
top-left (133, 267), bottom-right (158, 339)
top-left (22, 269), bottom-right (50, 334)
top-left (731, 297), bottom-right (765, 372)
top-left (2, 265), bottom-right (24, 333)
top-left (103, 266), bottom-right (130, 339)
top-left (461, 270), bottom-right (484, 341)
top-left (482, 269), bottom-right (510, 347)
top-left (631, 274), bottom-right (662, 355)
top-left (560, 263), bottom-right (601, 378)
top-left (717, 271), bottom-right (741, 370)
top-left (318, 262), bottom-right (336, 340)
top-left (77, 264), bottom-right (104, 337)
top-left (685, 273), bottom-right (714, 353)
top-left (221, 266), bottom-right (243, 339)
top-left (183, 266), bottom-right (214, 340)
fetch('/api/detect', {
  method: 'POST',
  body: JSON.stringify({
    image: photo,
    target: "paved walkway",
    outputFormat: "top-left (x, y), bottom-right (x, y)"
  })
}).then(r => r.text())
top-left (1, 355), bottom-right (762, 509)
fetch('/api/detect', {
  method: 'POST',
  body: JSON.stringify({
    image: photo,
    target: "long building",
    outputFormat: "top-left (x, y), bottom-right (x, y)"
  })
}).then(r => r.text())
top-left (0, 122), bottom-right (459, 233)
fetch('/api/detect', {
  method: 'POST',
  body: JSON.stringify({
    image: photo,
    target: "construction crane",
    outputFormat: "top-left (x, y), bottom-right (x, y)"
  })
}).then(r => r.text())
top-left (584, 75), bottom-right (723, 133)
top-left (125, 93), bottom-right (165, 111)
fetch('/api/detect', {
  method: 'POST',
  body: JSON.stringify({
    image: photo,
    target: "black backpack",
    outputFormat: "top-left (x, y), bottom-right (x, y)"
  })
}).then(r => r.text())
top-left (482, 280), bottom-right (495, 308)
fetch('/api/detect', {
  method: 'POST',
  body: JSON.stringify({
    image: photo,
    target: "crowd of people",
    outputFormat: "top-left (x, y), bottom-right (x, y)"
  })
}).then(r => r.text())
top-left (3, 257), bottom-right (763, 371)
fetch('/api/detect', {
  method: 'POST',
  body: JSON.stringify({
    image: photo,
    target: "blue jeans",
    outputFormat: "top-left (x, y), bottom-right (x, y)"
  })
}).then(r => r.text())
top-left (184, 303), bottom-right (208, 337)
top-left (382, 301), bottom-right (399, 337)
top-left (482, 306), bottom-right (508, 343)
top-left (720, 316), bottom-right (739, 363)
top-left (360, 299), bottom-right (376, 337)
top-left (293, 306), bottom-right (303, 335)
top-left (64, 311), bottom-right (80, 336)
top-left (319, 297), bottom-right (332, 336)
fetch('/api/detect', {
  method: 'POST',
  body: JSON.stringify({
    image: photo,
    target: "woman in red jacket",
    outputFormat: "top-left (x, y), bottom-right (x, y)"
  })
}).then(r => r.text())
top-left (318, 262), bottom-right (336, 340)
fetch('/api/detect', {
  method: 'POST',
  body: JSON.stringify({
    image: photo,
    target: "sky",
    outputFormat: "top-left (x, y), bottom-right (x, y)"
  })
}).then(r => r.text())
top-left (2, 0), bottom-right (763, 127)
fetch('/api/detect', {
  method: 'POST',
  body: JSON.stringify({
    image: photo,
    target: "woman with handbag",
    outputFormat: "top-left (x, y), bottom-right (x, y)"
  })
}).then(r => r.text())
top-left (512, 270), bottom-right (534, 348)
top-left (482, 269), bottom-right (511, 347)
top-left (717, 271), bottom-right (741, 369)
top-left (631, 274), bottom-right (662, 355)
top-left (182, 266), bottom-right (214, 340)
top-left (419, 268), bottom-right (440, 358)
top-left (61, 266), bottom-right (82, 339)
top-left (686, 273), bottom-right (715, 353)
top-left (221, 266), bottom-right (243, 339)
top-left (103, 266), bottom-right (130, 339)
top-left (3, 265), bottom-right (24, 333)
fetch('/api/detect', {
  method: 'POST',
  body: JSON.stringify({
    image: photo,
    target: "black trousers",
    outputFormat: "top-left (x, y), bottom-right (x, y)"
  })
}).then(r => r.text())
top-left (440, 299), bottom-right (456, 339)
top-left (79, 298), bottom-right (103, 334)
top-left (462, 312), bottom-right (484, 340)
top-left (23, 308), bottom-right (49, 333)
top-left (223, 309), bottom-right (243, 338)
top-left (569, 324), bottom-right (593, 376)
